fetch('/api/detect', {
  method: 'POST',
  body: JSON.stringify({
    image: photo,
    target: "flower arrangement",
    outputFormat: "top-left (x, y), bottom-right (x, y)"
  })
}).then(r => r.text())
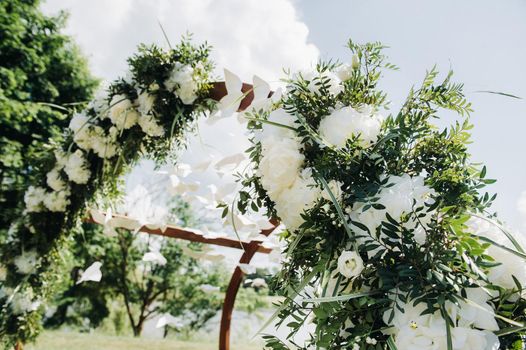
top-left (0, 38), bottom-right (214, 346)
top-left (237, 40), bottom-right (526, 349)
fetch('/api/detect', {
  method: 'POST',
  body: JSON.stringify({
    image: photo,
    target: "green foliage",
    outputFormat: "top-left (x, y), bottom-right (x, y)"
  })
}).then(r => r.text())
top-left (0, 0), bottom-right (98, 237)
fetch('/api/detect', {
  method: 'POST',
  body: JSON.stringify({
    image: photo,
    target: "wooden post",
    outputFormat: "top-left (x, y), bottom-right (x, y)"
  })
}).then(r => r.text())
top-left (219, 221), bottom-right (278, 350)
top-left (15, 341), bottom-right (22, 350)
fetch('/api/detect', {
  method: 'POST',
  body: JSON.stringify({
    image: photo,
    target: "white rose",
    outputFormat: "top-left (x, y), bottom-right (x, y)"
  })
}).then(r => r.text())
top-left (335, 63), bottom-right (353, 81)
top-left (337, 250), bottom-right (364, 279)
top-left (258, 136), bottom-right (304, 199)
top-left (318, 105), bottom-right (384, 149)
top-left (164, 63), bottom-right (199, 105)
top-left (24, 186), bottom-right (46, 212)
top-left (254, 108), bottom-right (297, 144)
top-left (46, 166), bottom-right (66, 192)
top-left (273, 169), bottom-right (321, 231)
top-left (109, 94), bottom-right (139, 130)
top-left (64, 150), bottom-right (91, 184)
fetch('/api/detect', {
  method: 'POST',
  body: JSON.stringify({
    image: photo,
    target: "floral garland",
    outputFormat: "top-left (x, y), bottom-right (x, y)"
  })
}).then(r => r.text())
top-left (0, 38), bottom-right (214, 346)
top-left (237, 41), bottom-right (526, 349)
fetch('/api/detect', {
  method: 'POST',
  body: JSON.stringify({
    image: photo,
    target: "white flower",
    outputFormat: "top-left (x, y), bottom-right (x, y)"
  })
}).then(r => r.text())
top-left (46, 166), bottom-right (66, 192)
top-left (109, 94), bottom-right (139, 130)
top-left (456, 287), bottom-right (499, 331)
top-left (273, 168), bottom-right (321, 231)
top-left (239, 75), bottom-right (283, 123)
top-left (251, 278), bottom-right (268, 288)
top-left (69, 112), bottom-right (92, 149)
top-left (10, 289), bottom-right (40, 315)
top-left (138, 114), bottom-right (164, 136)
top-left (254, 108), bottom-right (297, 144)
top-left (165, 62), bottom-right (199, 105)
top-left (214, 68), bottom-right (243, 119)
top-left (337, 250), bottom-right (364, 278)
top-left (136, 91), bottom-right (155, 116)
top-left (468, 216), bottom-right (526, 291)
top-left (24, 186), bottom-right (46, 212)
top-left (297, 69), bottom-right (343, 96)
top-left (64, 150), bottom-right (91, 184)
top-left (258, 136), bottom-right (304, 199)
top-left (14, 250), bottom-right (38, 274)
top-left (43, 188), bottom-right (70, 212)
top-left (318, 105), bottom-right (384, 149)
top-left (350, 174), bottom-right (436, 254)
top-left (142, 251), bottom-right (167, 266)
top-left (335, 63), bottom-right (353, 81)
top-left (87, 87), bottom-right (109, 114)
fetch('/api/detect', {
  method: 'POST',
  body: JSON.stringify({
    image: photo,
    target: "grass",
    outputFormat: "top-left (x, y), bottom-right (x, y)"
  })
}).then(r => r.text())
top-left (25, 331), bottom-right (261, 350)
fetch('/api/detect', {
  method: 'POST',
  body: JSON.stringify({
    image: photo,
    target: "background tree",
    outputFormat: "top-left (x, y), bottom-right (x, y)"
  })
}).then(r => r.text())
top-left (0, 0), bottom-right (98, 237)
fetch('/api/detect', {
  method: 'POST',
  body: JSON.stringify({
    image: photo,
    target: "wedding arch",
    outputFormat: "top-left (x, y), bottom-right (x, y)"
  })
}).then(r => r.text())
top-left (2, 37), bottom-right (526, 350)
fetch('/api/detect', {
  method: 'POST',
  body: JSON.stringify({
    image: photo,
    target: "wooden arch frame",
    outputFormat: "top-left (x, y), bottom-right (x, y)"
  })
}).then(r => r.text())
top-left (79, 83), bottom-right (276, 350)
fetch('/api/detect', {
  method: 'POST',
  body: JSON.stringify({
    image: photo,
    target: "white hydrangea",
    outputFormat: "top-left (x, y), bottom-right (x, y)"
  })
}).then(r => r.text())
top-left (273, 168), bottom-right (321, 231)
top-left (109, 94), bottom-right (139, 130)
top-left (46, 166), bottom-right (66, 192)
top-left (43, 188), bottom-right (70, 212)
top-left (297, 69), bottom-right (344, 96)
top-left (468, 216), bottom-right (526, 291)
top-left (164, 62), bottom-right (199, 105)
top-left (318, 105), bottom-right (384, 149)
top-left (13, 250), bottom-right (38, 274)
top-left (350, 174), bottom-right (436, 253)
top-left (24, 186), bottom-right (46, 212)
top-left (64, 150), bottom-right (91, 184)
top-left (258, 136), bottom-right (304, 199)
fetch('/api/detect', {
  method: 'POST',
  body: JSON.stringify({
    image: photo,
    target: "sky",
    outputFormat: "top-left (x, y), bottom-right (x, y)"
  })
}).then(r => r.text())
top-left (40, 0), bottom-right (526, 231)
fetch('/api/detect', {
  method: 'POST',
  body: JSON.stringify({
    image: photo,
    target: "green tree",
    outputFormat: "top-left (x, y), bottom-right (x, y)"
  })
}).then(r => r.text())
top-left (0, 0), bottom-right (98, 236)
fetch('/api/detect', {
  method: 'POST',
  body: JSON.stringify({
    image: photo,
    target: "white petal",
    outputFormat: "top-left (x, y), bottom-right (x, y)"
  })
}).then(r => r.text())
top-left (214, 153), bottom-right (246, 171)
top-left (224, 68), bottom-right (243, 93)
top-left (252, 75), bottom-right (270, 101)
top-left (77, 262), bottom-right (102, 284)
top-left (142, 251), bottom-right (167, 266)
top-left (199, 284), bottom-right (220, 293)
top-left (238, 263), bottom-right (256, 274)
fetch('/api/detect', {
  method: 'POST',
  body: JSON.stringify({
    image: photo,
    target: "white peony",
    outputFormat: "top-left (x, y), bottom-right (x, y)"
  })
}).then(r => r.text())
top-left (138, 114), bottom-right (164, 137)
top-left (24, 186), bottom-right (46, 212)
top-left (69, 112), bottom-right (92, 150)
top-left (136, 91), bottom-right (155, 116)
top-left (43, 188), bottom-right (70, 212)
top-left (318, 105), bottom-right (384, 149)
top-left (46, 166), bottom-right (66, 192)
top-left (254, 108), bottom-right (297, 144)
top-left (350, 174), bottom-right (436, 254)
top-left (273, 168), bottom-right (321, 231)
top-left (64, 150), bottom-right (91, 184)
top-left (258, 136), bottom-right (304, 199)
top-left (297, 69), bottom-right (344, 96)
top-left (14, 250), bottom-right (38, 274)
top-left (109, 94), bottom-right (139, 130)
top-left (468, 216), bottom-right (526, 291)
top-left (164, 62), bottom-right (199, 105)
top-left (337, 250), bottom-right (364, 278)
top-left (456, 287), bottom-right (499, 331)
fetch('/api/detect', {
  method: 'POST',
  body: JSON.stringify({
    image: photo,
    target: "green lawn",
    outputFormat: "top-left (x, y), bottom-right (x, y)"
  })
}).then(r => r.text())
top-left (25, 331), bottom-right (261, 350)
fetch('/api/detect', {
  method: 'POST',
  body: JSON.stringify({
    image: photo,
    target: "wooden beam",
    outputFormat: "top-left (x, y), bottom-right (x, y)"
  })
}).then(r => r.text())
top-left (87, 213), bottom-right (272, 254)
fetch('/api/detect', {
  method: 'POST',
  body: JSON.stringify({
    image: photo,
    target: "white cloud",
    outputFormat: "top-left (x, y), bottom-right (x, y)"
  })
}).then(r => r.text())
top-left (41, 0), bottom-right (319, 82)
top-left (518, 191), bottom-right (526, 228)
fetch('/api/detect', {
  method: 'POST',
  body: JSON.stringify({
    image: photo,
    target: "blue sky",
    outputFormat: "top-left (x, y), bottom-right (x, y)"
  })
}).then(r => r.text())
top-left (42, 0), bottom-right (526, 229)
top-left (299, 0), bottom-right (526, 228)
